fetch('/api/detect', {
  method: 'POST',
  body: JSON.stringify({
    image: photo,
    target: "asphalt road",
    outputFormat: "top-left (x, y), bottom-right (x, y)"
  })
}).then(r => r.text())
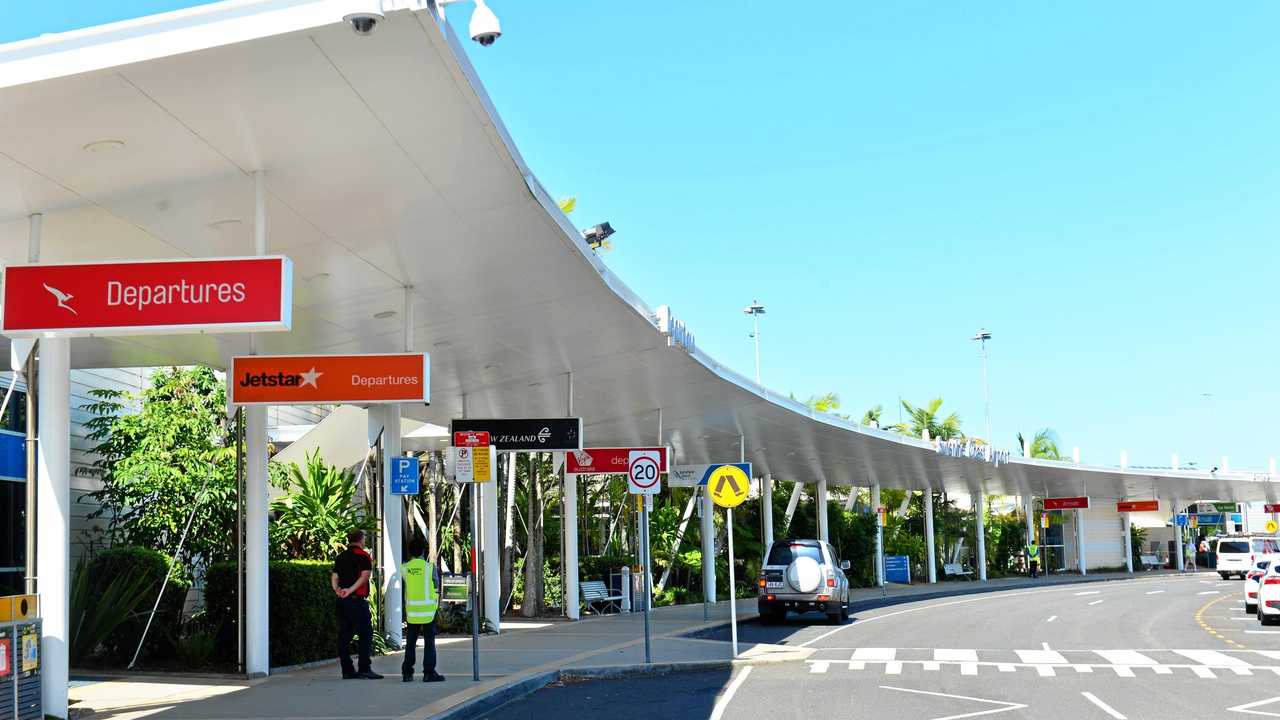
top-left (483, 573), bottom-right (1280, 719)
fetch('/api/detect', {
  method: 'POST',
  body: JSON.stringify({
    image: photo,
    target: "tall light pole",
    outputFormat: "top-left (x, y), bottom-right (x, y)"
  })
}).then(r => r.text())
top-left (744, 300), bottom-right (766, 384)
top-left (972, 328), bottom-right (992, 445)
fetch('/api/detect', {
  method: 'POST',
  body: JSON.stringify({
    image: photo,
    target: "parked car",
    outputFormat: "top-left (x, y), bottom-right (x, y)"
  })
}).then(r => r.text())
top-left (757, 539), bottom-right (850, 624)
top-left (1257, 564), bottom-right (1280, 625)
top-left (1245, 559), bottom-right (1274, 613)
top-left (1216, 535), bottom-right (1280, 579)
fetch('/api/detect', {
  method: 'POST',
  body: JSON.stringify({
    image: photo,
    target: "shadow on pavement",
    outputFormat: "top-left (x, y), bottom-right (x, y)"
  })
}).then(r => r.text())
top-left (477, 669), bottom-right (734, 720)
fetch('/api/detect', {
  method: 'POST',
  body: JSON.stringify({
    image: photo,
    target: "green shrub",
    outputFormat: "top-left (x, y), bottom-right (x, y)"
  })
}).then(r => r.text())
top-left (207, 560), bottom-right (340, 667)
top-left (88, 546), bottom-right (190, 662)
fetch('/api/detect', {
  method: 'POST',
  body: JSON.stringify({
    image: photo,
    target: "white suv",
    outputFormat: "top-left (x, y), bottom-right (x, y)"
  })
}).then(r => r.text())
top-left (757, 539), bottom-right (850, 624)
top-left (1216, 535), bottom-right (1280, 580)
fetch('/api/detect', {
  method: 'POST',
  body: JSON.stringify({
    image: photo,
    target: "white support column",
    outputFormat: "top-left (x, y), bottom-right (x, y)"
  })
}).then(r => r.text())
top-left (1174, 498), bottom-right (1185, 572)
top-left (1024, 495), bottom-right (1035, 548)
top-left (924, 487), bottom-right (936, 584)
top-left (245, 405), bottom-right (270, 676)
top-left (1122, 511), bottom-right (1133, 573)
top-left (481, 458), bottom-right (500, 631)
top-left (842, 487), bottom-right (856, 512)
top-left (761, 474), bottom-right (774, 552)
top-left (1076, 507), bottom-right (1088, 576)
top-left (37, 337), bottom-right (70, 718)
top-left (782, 482), bottom-right (803, 533)
top-left (975, 494), bottom-right (987, 581)
top-left (375, 406), bottom-right (405, 648)
top-left (564, 470), bottom-right (580, 620)
top-left (816, 478), bottom-right (829, 542)
top-left (872, 482), bottom-right (883, 587)
top-left (701, 487), bottom-right (716, 604)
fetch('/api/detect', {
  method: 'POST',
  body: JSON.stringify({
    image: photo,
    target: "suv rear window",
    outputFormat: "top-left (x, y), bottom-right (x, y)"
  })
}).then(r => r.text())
top-left (1218, 541), bottom-right (1249, 554)
top-left (768, 543), bottom-right (823, 565)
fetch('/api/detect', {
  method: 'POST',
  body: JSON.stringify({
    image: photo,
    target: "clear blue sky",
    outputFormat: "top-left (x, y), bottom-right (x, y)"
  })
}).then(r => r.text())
top-left (9, 2), bottom-right (1279, 470)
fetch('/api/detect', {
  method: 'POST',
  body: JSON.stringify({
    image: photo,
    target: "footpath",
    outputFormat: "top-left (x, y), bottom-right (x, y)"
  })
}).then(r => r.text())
top-left (69, 570), bottom-right (1175, 720)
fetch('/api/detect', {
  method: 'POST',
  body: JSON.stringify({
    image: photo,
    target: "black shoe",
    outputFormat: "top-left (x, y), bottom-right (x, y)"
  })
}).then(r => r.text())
top-left (358, 670), bottom-right (384, 680)
top-left (424, 672), bottom-right (445, 683)
top-left (403, 675), bottom-right (413, 683)
top-left (342, 672), bottom-right (359, 679)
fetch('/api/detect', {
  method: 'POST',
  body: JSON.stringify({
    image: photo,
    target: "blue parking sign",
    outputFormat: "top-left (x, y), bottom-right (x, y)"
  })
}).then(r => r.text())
top-left (1174, 514), bottom-right (1189, 526)
top-left (391, 456), bottom-right (420, 495)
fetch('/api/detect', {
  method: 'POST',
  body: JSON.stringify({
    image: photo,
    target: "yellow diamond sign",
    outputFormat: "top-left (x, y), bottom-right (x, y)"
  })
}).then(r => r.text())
top-left (1267, 519), bottom-right (1278, 534)
top-left (708, 464), bottom-right (750, 508)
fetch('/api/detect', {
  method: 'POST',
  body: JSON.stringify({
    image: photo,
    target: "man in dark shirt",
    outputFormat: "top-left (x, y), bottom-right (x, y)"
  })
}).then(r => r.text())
top-left (332, 529), bottom-right (383, 679)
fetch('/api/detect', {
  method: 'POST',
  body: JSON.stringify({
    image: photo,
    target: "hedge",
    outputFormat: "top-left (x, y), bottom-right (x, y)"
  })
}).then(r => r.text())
top-left (89, 546), bottom-right (190, 661)
top-left (206, 560), bottom-right (340, 667)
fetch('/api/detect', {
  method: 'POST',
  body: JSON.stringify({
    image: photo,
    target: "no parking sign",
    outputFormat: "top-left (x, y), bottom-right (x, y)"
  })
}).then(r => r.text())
top-left (627, 450), bottom-right (662, 495)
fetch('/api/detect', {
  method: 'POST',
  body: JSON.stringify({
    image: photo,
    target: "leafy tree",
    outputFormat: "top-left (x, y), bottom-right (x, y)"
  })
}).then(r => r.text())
top-left (861, 405), bottom-right (883, 427)
top-left (270, 450), bottom-right (373, 560)
top-left (1016, 428), bottom-right (1065, 460)
top-left (894, 398), bottom-right (963, 440)
top-left (84, 367), bottom-right (241, 572)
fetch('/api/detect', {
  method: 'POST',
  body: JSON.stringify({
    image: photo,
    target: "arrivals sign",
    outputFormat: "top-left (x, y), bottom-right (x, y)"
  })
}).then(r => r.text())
top-left (567, 447), bottom-right (668, 474)
top-left (450, 418), bottom-right (582, 451)
top-left (228, 353), bottom-right (429, 405)
top-left (1266, 504), bottom-right (1280, 513)
top-left (1043, 496), bottom-right (1090, 510)
top-left (1, 256), bottom-right (292, 337)
top-left (1116, 500), bottom-right (1160, 513)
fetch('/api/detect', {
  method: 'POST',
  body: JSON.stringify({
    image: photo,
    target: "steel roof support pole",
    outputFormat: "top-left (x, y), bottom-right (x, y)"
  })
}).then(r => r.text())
top-left (701, 485), bottom-right (716, 606)
top-left (376, 403), bottom-right (405, 648)
top-left (1122, 511), bottom-right (1133, 574)
top-left (37, 335), bottom-right (70, 717)
top-left (975, 494), bottom-right (987, 581)
top-left (924, 487), bottom-right (937, 583)
top-left (873, 482), bottom-right (883, 587)
top-left (1076, 507), bottom-right (1087, 576)
top-left (561, 373), bottom-right (580, 621)
top-left (761, 474), bottom-right (774, 552)
top-left (245, 170), bottom-right (271, 676)
top-left (816, 478), bottom-right (829, 543)
top-left (1174, 498), bottom-right (1185, 572)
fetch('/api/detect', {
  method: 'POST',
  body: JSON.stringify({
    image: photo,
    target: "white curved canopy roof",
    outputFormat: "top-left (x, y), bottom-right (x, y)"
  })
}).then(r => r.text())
top-left (1, 0), bottom-right (1275, 505)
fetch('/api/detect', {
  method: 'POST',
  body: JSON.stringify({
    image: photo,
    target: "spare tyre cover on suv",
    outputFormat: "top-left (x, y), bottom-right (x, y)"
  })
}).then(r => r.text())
top-left (786, 555), bottom-right (822, 593)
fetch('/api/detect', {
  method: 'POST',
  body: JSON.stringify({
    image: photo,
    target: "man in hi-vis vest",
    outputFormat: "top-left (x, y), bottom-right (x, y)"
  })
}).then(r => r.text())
top-left (402, 538), bottom-right (445, 682)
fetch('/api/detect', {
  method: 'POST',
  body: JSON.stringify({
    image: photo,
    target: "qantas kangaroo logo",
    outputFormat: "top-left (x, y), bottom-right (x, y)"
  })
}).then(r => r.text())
top-left (43, 284), bottom-right (78, 315)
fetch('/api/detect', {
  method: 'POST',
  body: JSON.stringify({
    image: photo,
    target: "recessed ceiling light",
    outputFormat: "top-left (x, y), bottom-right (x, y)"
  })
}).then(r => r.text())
top-left (207, 219), bottom-right (242, 231)
top-left (305, 272), bottom-right (331, 282)
top-left (374, 310), bottom-right (397, 319)
top-left (83, 139), bottom-right (126, 153)
top-left (528, 382), bottom-right (542, 388)
top-left (483, 363), bottom-right (502, 370)
top-left (432, 340), bottom-right (452, 348)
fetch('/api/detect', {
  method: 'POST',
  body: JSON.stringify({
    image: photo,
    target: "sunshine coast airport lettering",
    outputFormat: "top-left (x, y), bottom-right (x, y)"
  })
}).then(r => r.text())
top-left (936, 439), bottom-right (1010, 467)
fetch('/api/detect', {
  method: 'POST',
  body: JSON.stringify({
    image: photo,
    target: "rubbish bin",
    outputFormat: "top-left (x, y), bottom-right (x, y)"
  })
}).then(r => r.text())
top-left (0, 594), bottom-right (40, 720)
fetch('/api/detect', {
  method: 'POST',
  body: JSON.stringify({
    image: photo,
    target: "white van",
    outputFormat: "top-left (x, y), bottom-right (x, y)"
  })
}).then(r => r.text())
top-left (1216, 535), bottom-right (1280, 579)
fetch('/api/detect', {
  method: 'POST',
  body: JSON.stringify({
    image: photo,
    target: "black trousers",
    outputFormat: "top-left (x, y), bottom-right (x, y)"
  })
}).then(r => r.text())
top-left (402, 621), bottom-right (437, 677)
top-left (1029, 560), bottom-right (1039, 578)
top-left (336, 595), bottom-right (373, 674)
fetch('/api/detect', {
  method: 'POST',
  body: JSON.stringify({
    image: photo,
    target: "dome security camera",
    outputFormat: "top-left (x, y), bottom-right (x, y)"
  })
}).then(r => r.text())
top-left (343, 5), bottom-right (384, 36)
top-left (468, 0), bottom-right (501, 46)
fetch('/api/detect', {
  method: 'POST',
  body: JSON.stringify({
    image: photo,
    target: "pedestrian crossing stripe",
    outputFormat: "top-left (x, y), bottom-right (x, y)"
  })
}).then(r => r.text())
top-left (807, 648), bottom-right (1280, 680)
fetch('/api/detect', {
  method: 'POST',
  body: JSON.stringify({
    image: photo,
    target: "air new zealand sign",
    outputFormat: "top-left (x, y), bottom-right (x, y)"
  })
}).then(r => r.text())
top-left (450, 418), bottom-right (583, 451)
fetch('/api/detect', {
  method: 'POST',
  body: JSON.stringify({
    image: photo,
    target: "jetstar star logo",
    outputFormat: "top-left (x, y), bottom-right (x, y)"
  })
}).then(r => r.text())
top-left (238, 370), bottom-right (311, 388)
top-left (43, 284), bottom-right (78, 315)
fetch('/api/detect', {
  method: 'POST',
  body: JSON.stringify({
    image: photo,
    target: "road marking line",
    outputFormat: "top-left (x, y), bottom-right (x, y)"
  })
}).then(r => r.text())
top-left (1175, 649), bottom-right (1251, 666)
top-left (879, 686), bottom-right (1026, 719)
top-left (935, 649), bottom-right (979, 662)
top-left (1152, 666), bottom-right (1172, 674)
top-left (809, 661), bottom-right (829, 674)
top-left (1046, 615), bottom-right (1057, 622)
top-left (1095, 650), bottom-right (1158, 666)
top-left (1227, 695), bottom-right (1280, 717)
top-left (850, 661), bottom-right (865, 670)
top-left (960, 663), bottom-right (977, 676)
top-left (1035, 665), bottom-right (1056, 677)
top-left (1075, 590), bottom-right (1101, 596)
top-left (923, 661), bottom-right (940, 671)
top-left (1246, 631), bottom-right (1280, 635)
top-left (708, 666), bottom-right (752, 720)
top-left (1112, 666), bottom-right (1135, 678)
top-left (1146, 590), bottom-right (1165, 595)
top-left (1017, 649), bottom-right (1067, 664)
top-left (884, 661), bottom-right (903, 675)
top-left (1231, 617), bottom-right (1255, 621)
top-left (1254, 651), bottom-right (1280, 661)
top-left (1082, 692), bottom-right (1127, 719)
top-left (1041, 641), bottom-right (1052, 651)
top-left (852, 647), bottom-right (896, 661)
top-left (996, 663), bottom-right (1015, 672)
top-left (1190, 665), bottom-right (1216, 678)
top-left (1230, 667), bottom-right (1254, 676)
top-left (1218, 582), bottom-right (1235, 587)
top-left (1089, 600), bottom-right (1104, 606)
top-left (1074, 665), bottom-right (1093, 673)
top-left (1200, 591), bottom-right (1222, 595)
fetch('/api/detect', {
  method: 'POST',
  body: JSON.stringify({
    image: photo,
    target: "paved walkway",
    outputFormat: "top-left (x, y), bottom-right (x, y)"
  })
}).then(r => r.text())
top-left (69, 570), bottom-right (1175, 720)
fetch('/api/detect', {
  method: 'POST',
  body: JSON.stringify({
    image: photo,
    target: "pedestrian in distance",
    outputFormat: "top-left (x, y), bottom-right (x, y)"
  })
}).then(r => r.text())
top-left (1026, 540), bottom-right (1040, 579)
top-left (401, 537), bottom-right (445, 683)
top-left (332, 528), bottom-right (384, 680)
top-left (1186, 537), bottom-right (1197, 572)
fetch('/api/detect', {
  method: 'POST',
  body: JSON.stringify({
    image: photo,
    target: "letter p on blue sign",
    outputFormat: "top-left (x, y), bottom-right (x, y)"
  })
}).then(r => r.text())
top-left (391, 456), bottom-right (420, 495)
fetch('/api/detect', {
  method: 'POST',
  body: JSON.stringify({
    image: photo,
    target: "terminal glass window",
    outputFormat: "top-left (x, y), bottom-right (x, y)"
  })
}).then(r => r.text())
top-left (0, 481), bottom-right (24, 594)
top-left (767, 542), bottom-right (823, 565)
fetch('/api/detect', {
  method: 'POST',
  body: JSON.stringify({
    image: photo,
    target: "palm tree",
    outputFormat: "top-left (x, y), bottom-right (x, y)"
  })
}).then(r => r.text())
top-left (271, 450), bottom-right (373, 560)
top-left (894, 398), bottom-right (963, 440)
top-left (1016, 429), bottom-right (1065, 460)
top-left (861, 405), bottom-right (883, 427)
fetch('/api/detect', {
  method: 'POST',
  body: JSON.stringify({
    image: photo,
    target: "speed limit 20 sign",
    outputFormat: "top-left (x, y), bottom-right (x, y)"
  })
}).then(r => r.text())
top-left (627, 450), bottom-right (662, 495)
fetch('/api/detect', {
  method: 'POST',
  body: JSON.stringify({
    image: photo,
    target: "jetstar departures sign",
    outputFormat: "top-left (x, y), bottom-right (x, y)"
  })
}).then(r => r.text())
top-left (1, 256), bottom-right (292, 337)
top-left (228, 353), bottom-right (429, 405)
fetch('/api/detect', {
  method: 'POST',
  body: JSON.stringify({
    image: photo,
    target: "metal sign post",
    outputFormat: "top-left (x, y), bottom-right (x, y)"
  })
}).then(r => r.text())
top-left (726, 505), bottom-right (737, 658)
top-left (706, 462), bottom-right (750, 659)
top-left (469, 482), bottom-right (480, 681)
top-left (628, 450), bottom-right (661, 664)
top-left (452, 430), bottom-right (491, 683)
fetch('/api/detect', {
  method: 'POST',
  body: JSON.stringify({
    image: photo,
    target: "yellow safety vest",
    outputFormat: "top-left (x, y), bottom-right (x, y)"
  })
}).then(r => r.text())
top-left (402, 558), bottom-right (439, 624)
top-left (1027, 544), bottom-right (1040, 561)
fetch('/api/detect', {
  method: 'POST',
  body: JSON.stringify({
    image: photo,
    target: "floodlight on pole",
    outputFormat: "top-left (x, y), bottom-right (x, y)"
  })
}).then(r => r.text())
top-left (972, 328), bottom-right (992, 446)
top-left (744, 300), bottom-right (766, 384)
